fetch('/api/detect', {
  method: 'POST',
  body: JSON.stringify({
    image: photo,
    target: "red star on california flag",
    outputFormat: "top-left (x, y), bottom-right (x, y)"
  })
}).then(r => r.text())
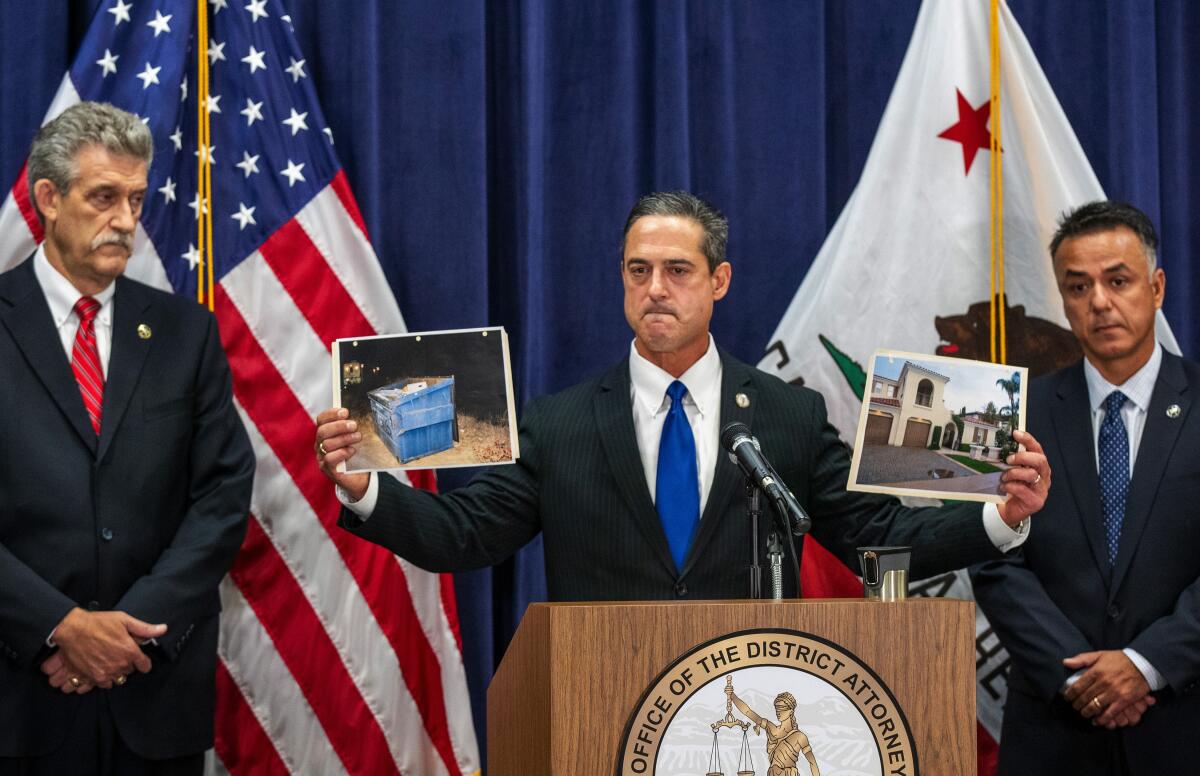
top-left (937, 89), bottom-right (994, 175)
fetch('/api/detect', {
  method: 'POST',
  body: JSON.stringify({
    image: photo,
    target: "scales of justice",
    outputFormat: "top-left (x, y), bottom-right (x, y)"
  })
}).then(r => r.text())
top-left (704, 675), bottom-right (821, 776)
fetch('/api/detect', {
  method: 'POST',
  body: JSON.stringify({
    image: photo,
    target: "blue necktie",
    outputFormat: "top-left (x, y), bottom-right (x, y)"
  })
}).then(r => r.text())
top-left (656, 380), bottom-right (700, 571)
top-left (1098, 390), bottom-right (1129, 567)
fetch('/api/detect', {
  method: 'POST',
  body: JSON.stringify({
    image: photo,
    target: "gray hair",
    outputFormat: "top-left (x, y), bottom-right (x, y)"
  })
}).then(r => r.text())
top-left (623, 190), bottom-right (729, 272)
top-left (26, 101), bottom-right (153, 215)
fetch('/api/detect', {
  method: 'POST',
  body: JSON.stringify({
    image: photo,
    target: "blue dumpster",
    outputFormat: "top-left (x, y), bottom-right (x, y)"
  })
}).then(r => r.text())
top-left (368, 376), bottom-right (456, 463)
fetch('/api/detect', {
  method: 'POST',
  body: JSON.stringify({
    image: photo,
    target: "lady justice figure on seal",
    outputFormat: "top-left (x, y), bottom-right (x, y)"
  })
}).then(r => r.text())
top-left (729, 689), bottom-right (821, 776)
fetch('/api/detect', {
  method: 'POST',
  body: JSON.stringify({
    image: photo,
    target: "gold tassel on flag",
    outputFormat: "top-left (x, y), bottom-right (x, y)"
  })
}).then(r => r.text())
top-left (195, 0), bottom-right (215, 310)
top-left (988, 0), bottom-right (1007, 364)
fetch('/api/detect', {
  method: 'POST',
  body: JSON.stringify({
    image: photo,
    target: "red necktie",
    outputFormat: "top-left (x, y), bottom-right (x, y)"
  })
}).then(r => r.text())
top-left (71, 296), bottom-right (105, 435)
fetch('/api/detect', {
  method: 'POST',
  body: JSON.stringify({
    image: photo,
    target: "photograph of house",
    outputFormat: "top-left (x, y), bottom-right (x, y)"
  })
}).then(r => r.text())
top-left (848, 350), bottom-right (1028, 504)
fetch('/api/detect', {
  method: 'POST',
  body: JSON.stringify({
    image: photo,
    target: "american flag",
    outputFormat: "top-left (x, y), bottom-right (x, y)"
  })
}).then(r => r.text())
top-left (0, 1), bottom-right (481, 774)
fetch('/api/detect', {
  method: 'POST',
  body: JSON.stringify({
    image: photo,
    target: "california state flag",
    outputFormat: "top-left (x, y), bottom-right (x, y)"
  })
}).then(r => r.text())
top-left (759, 1), bottom-right (1175, 773)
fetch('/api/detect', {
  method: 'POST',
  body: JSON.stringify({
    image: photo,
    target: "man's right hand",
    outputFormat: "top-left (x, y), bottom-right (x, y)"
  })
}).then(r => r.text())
top-left (315, 407), bottom-right (369, 502)
top-left (51, 608), bottom-right (167, 686)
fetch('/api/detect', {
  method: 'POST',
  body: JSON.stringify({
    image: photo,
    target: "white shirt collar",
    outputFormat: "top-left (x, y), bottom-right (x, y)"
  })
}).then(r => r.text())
top-left (1083, 343), bottom-right (1162, 413)
top-left (628, 334), bottom-right (722, 416)
top-left (31, 243), bottom-right (116, 326)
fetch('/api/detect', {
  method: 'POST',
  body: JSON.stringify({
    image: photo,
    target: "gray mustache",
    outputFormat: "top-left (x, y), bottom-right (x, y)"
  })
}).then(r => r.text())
top-left (91, 231), bottom-right (134, 252)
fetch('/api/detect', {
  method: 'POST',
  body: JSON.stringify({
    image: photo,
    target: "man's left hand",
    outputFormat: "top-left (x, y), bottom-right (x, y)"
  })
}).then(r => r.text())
top-left (996, 429), bottom-right (1051, 527)
top-left (42, 651), bottom-right (94, 695)
top-left (1062, 650), bottom-right (1152, 727)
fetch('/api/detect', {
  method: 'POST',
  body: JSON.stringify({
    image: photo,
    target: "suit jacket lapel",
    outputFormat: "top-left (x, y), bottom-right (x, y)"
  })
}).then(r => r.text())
top-left (1110, 352), bottom-right (1190, 597)
top-left (683, 352), bottom-right (755, 574)
top-left (0, 259), bottom-right (97, 454)
top-left (1050, 363), bottom-right (1110, 582)
top-left (594, 359), bottom-right (678, 578)
top-left (97, 277), bottom-right (154, 462)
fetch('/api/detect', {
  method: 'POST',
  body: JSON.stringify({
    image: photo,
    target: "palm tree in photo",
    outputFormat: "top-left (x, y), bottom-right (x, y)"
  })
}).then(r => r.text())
top-left (996, 371), bottom-right (1021, 430)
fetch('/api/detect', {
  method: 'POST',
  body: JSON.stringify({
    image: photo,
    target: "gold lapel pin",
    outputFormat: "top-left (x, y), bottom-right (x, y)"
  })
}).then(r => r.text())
top-left (137, 324), bottom-right (152, 340)
top-left (735, 392), bottom-right (750, 408)
top-left (1167, 404), bottom-right (1181, 418)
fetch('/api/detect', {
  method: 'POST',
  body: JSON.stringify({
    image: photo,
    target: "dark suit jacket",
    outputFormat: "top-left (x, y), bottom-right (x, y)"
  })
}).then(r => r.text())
top-left (971, 353), bottom-right (1200, 775)
top-left (0, 258), bottom-right (254, 759)
top-left (342, 350), bottom-right (1001, 600)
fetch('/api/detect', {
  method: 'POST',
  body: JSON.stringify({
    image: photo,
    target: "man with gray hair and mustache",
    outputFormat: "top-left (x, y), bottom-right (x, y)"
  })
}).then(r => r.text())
top-left (0, 102), bottom-right (253, 774)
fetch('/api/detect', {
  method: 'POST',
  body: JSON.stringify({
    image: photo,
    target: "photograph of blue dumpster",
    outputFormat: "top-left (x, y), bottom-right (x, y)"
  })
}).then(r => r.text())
top-left (368, 377), bottom-right (457, 464)
top-left (331, 326), bottom-right (518, 472)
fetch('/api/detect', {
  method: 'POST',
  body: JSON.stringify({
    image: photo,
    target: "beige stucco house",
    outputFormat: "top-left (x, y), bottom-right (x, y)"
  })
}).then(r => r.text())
top-left (864, 362), bottom-right (954, 448)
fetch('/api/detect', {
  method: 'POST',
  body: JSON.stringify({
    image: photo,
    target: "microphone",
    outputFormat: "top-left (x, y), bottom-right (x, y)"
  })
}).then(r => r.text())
top-left (720, 422), bottom-right (812, 536)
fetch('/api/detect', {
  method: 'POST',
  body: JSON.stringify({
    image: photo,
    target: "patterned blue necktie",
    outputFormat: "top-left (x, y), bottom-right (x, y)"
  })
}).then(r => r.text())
top-left (1098, 390), bottom-right (1129, 567)
top-left (656, 380), bottom-right (700, 571)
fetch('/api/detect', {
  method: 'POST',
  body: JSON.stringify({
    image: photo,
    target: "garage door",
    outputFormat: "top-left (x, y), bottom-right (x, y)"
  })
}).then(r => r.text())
top-left (864, 413), bottom-right (893, 446)
top-left (903, 419), bottom-right (930, 447)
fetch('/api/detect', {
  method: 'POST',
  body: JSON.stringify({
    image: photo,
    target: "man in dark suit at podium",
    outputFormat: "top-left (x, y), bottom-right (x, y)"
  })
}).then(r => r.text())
top-left (972, 201), bottom-right (1200, 775)
top-left (315, 191), bottom-right (1049, 600)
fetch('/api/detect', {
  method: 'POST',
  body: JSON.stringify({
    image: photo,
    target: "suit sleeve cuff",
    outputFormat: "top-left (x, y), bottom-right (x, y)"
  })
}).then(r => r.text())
top-left (336, 471), bottom-right (378, 519)
top-left (982, 503), bottom-right (1029, 552)
top-left (1123, 648), bottom-right (1167, 691)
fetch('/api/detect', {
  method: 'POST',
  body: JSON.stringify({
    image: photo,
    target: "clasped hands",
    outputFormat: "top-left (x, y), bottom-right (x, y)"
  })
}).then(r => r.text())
top-left (42, 607), bottom-right (167, 695)
top-left (1061, 649), bottom-right (1155, 729)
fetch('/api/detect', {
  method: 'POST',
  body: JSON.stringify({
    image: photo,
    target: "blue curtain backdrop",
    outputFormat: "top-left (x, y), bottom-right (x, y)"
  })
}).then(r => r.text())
top-left (4, 0), bottom-right (1198, 760)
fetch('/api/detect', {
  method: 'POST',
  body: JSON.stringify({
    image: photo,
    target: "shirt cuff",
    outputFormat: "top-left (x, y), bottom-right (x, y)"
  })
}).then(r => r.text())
top-left (336, 471), bottom-right (378, 519)
top-left (1123, 648), bottom-right (1167, 691)
top-left (982, 503), bottom-right (1029, 552)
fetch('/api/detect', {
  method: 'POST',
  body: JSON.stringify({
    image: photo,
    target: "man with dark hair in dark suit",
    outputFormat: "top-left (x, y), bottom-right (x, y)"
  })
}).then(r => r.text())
top-left (315, 190), bottom-right (1049, 601)
top-left (972, 200), bottom-right (1200, 775)
top-left (0, 101), bottom-right (255, 775)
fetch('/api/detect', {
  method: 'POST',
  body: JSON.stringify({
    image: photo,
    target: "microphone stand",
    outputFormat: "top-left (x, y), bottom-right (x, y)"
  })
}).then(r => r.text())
top-left (745, 479), bottom-right (763, 599)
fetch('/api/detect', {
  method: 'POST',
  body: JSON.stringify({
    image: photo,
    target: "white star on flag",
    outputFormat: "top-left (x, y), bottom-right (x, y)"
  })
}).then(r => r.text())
top-left (169, 126), bottom-right (183, 151)
top-left (188, 193), bottom-right (207, 218)
top-left (282, 108), bottom-right (309, 135)
top-left (240, 98), bottom-right (264, 126)
top-left (206, 94), bottom-right (222, 114)
top-left (146, 10), bottom-right (172, 37)
top-left (181, 243), bottom-right (200, 270)
top-left (136, 62), bottom-right (162, 89)
top-left (236, 151), bottom-right (261, 178)
top-left (210, 0), bottom-right (229, 12)
top-left (242, 45), bottom-right (267, 74)
top-left (232, 202), bottom-right (257, 230)
top-left (324, 127), bottom-right (334, 144)
top-left (280, 160), bottom-right (306, 187)
top-left (245, 0), bottom-right (269, 23)
top-left (208, 40), bottom-right (227, 64)
top-left (107, 0), bottom-right (131, 25)
top-left (179, 76), bottom-right (187, 102)
top-left (158, 177), bottom-right (176, 203)
top-left (96, 49), bottom-right (119, 77)
top-left (195, 143), bottom-right (216, 165)
top-left (286, 57), bottom-right (307, 82)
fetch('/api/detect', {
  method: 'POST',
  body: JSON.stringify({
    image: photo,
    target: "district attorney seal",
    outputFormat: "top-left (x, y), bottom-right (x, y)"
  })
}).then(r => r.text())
top-left (618, 629), bottom-right (917, 776)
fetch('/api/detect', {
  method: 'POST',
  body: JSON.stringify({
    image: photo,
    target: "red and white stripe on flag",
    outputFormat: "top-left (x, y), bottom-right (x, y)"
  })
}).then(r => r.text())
top-left (1, 7), bottom-right (480, 775)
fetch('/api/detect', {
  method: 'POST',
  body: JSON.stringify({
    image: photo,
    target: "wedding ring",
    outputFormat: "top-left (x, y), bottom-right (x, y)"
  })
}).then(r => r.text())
top-left (318, 441), bottom-right (328, 457)
top-left (1033, 473), bottom-right (1042, 485)
top-left (114, 674), bottom-right (127, 686)
top-left (69, 676), bottom-right (82, 688)
top-left (1090, 696), bottom-right (1101, 710)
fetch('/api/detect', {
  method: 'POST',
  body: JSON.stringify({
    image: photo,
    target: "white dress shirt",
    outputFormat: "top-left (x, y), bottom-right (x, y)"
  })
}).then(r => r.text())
top-left (628, 335), bottom-right (721, 514)
top-left (32, 244), bottom-right (116, 374)
top-left (1060, 345), bottom-right (1166, 692)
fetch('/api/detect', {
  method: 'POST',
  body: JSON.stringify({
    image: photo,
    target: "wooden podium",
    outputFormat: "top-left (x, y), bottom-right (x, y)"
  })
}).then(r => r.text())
top-left (488, 598), bottom-right (976, 775)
